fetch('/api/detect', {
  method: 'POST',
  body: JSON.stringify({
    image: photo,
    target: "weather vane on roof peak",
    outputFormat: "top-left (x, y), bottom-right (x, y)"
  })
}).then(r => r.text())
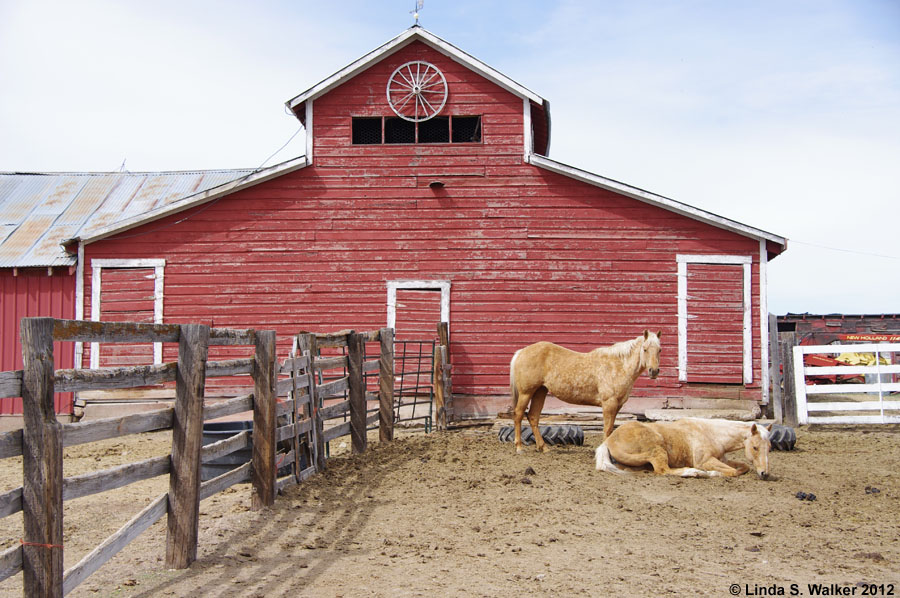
top-left (411, 0), bottom-right (424, 26)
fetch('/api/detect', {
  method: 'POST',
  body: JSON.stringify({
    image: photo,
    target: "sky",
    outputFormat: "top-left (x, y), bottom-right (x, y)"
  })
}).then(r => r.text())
top-left (1, 0), bottom-right (898, 316)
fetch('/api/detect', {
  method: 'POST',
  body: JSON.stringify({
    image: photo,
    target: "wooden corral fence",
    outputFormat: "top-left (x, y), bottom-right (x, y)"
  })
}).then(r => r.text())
top-left (792, 342), bottom-right (900, 425)
top-left (0, 318), bottom-right (394, 597)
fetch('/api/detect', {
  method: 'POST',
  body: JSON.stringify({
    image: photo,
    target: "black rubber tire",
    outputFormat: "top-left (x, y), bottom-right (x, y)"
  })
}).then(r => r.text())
top-left (497, 424), bottom-right (584, 446)
top-left (769, 424), bottom-right (796, 451)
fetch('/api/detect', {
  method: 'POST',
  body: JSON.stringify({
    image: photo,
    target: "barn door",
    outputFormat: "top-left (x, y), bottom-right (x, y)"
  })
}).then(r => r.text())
top-left (89, 259), bottom-right (165, 368)
top-left (387, 280), bottom-right (450, 341)
top-left (677, 255), bottom-right (752, 384)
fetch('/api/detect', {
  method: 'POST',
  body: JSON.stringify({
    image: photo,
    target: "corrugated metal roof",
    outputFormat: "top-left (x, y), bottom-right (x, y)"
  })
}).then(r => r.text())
top-left (0, 169), bottom-right (253, 268)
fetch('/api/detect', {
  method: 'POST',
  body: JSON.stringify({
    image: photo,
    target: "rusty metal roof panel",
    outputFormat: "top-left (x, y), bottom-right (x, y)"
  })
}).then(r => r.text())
top-left (0, 169), bottom-right (253, 268)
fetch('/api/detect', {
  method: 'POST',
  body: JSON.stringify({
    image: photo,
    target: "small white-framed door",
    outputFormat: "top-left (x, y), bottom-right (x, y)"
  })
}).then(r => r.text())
top-left (89, 258), bottom-right (165, 368)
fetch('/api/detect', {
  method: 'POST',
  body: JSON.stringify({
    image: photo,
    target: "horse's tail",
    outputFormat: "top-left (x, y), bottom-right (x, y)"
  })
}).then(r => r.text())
top-left (595, 440), bottom-right (626, 474)
top-left (509, 350), bottom-right (521, 409)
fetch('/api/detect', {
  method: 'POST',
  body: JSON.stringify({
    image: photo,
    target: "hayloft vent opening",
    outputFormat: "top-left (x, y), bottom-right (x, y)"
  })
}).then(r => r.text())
top-left (418, 116), bottom-right (450, 143)
top-left (351, 117), bottom-right (382, 145)
top-left (452, 116), bottom-right (481, 143)
top-left (351, 115), bottom-right (482, 145)
top-left (384, 117), bottom-right (416, 144)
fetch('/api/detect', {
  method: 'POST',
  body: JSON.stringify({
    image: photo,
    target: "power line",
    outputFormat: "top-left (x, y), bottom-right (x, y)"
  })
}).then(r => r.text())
top-left (790, 239), bottom-right (899, 261)
top-left (105, 126), bottom-right (304, 241)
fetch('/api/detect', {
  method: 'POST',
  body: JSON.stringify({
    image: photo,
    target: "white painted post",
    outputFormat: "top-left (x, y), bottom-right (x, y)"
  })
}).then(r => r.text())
top-left (792, 345), bottom-right (808, 425)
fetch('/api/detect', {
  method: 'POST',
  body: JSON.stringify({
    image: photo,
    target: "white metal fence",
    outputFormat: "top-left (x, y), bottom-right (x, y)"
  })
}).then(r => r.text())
top-left (793, 342), bottom-right (900, 424)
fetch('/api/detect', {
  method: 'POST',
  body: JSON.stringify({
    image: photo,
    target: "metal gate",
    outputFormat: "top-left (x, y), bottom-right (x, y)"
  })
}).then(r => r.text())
top-left (314, 337), bottom-right (435, 433)
top-left (366, 338), bottom-right (434, 431)
top-left (793, 342), bottom-right (900, 424)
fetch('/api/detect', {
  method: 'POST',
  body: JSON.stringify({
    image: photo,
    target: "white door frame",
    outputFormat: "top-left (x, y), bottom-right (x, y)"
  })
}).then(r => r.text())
top-left (676, 254), bottom-right (752, 384)
top-left (90, 258), bottom-right (165, 368)
top-left (387, 280), bottom-right (451, 332)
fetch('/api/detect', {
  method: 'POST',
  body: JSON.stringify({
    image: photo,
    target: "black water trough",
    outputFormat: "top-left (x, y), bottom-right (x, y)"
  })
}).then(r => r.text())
top-left (201, 420), bottom-right (304, 482)
top-left (201, 420), bottom-right (253, 482)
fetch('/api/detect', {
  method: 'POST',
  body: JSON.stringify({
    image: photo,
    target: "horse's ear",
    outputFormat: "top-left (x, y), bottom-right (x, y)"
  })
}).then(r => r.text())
top-left (766, 423), bottom-right (774, 432)
top-left (656, 330), bottom-right (663, 341)
top-left (750, 424), bottom-right (759, 436)
top-left (643, 329), bottom-right (649, 340)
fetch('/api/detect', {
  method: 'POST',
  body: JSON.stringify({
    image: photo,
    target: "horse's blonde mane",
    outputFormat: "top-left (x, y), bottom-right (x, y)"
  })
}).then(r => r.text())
top-left (708, 419), bottom-right (772, 441)
top-left (596, 337), bottom-right (642, 358)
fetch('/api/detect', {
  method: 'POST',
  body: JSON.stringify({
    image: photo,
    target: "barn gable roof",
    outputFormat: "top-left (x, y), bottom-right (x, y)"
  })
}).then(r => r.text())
top-left (286, 25), bottom-right (546, 118)
top-left (529, 154), bottom-right (787, 254)
top-left (284, 26), bottom-right (552, 157)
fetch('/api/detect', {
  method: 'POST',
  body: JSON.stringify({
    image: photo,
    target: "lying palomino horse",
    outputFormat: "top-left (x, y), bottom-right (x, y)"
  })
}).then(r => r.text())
top-left (509, 330), bottom-right (661, 453)
top-left (595, 418), bottom-right (773, 479)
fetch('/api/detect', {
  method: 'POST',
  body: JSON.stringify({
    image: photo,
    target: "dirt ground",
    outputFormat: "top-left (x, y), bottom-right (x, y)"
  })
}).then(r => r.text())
top-left (1, 424), bottom-right (898, 597)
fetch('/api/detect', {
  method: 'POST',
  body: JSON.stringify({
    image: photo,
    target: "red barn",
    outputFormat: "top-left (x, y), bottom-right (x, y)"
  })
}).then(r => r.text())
top-left (1, 26), bottom-right (785, 423)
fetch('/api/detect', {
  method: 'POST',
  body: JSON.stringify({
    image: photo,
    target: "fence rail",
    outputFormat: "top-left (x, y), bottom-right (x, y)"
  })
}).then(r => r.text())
top-left (0, 318), bottom-right (394, 597)
top-left (793, 342), bottom-right (900, 425)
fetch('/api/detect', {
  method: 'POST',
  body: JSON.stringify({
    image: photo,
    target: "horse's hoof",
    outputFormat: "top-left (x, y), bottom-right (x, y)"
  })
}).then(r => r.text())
top-left (538, 445), bottom-right (551, 453)
top-left (515, 446), bottom-right (525, 454)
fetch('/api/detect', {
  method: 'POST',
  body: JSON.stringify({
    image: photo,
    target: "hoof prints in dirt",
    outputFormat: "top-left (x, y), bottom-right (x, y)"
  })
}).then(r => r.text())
top-left (497, 425), bottom-right (584, 446)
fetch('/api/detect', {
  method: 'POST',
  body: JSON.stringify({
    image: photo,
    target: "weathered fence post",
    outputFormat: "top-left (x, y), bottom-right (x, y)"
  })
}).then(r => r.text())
top-left (347, 331), bottom-right (367, 454)
top-left (290, 352), bottom-right (302, 484)
top-left (378, 328), bottom-right (394, 443)
top-left (251, 329), bottom-right (277, 510)
top-left (780, 332), bottom-right (799, 427)
top-left (436, 321), bottom-right (452, 427)
top-left (298, 332), bottom-right (326, 471)
top-left (166, 323), bottom-right (209, 569)
top-left (433, 345), bottom-right (446, 430)
top-left (20, 317), bottom-right (64, 597)
top-left (768, 314), bottom-right (783, 422)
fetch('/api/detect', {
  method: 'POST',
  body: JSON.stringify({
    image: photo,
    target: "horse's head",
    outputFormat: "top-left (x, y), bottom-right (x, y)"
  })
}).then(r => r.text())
top-left (640, 329), bottom-right (662, 379)
top-left (744, 423), bottom-right (773, 480)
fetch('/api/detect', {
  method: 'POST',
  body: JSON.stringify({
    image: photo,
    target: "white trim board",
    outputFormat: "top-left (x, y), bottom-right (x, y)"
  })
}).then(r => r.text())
top-left (676, 254), bottom-right (753, 384)
top-left (74, 241), bottom-right (85, 369)
top-left (759, 239), bottom-right (770, 404)
top-left (387, 280), bottom-right (451, 332)
top-left (90, 258), bottom-right (165, 368)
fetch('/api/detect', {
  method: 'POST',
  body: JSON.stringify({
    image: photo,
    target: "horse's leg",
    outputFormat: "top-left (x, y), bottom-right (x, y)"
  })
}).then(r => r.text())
top-left (698, 457), bottom-right (746, 477)
top-left (601, 398), bottom-right (620, 439)
top-left (612, 443), bottom-right (710, 477)
top-left (527, 387), bottom-right (549, 453)
top-left (722, 460), bottom-right (751, 475)
top-left (513, 389), bottom-right (533, 454)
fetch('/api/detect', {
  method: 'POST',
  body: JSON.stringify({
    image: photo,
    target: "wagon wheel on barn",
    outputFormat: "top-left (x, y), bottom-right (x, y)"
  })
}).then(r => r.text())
top-left (386, 61), bottom-right (448, 122)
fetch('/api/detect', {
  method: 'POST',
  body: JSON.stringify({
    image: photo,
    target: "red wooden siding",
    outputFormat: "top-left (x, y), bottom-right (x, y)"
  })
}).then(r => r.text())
top-left (0, 268), bottom-right (75, 414)
top-left (80, 40), bottom-right (766, 412)
top-left (686, 264), bottom-right (744, 383)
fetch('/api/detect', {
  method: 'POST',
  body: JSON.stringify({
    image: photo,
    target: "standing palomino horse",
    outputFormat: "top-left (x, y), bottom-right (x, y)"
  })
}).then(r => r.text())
top-left (509, 330), bottom-right (661, 453)
top-left (595, 418), bottom-right (773, 479)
